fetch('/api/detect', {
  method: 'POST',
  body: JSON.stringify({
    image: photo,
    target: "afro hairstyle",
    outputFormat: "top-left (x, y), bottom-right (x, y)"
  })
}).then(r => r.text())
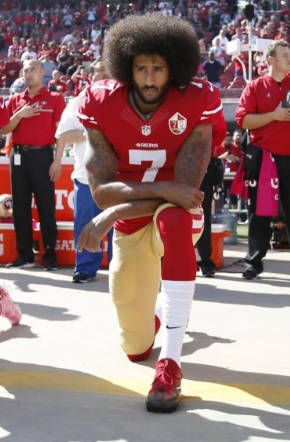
top-left (102, 13), bottom-right (200, 87)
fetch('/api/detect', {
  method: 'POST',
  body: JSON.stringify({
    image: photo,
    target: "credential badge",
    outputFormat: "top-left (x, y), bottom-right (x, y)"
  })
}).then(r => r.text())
top-left (141, 125), bottom-right (151, 136)
top-left (169, 112), bottom-right (187, 135)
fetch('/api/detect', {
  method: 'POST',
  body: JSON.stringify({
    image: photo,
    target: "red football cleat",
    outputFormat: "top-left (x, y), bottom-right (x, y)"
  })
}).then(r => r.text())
top-left (127, 315), bottom-right (161, 362)
top-left (146, 358), bottom-right (183, 413)
top-left (0, 282), bottom-right (22, 326)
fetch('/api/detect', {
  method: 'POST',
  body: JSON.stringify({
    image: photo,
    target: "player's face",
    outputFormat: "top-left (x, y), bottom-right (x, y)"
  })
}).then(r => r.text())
top-left (271, 45), bottom-right (290, 74)
top-left (132, 54), bottom-right (170, 113)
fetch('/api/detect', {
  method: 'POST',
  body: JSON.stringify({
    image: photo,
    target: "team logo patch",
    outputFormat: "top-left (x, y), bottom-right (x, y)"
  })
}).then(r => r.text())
top-left (2, 197), bottom-right (12, 210)
top-left (141, 125), bottom-right (151, 136)
top-left (169, 112), bottom-right (187, 135)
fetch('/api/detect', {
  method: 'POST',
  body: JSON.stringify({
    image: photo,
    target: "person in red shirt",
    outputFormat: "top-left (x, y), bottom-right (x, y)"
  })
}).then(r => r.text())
top-left (2, 52), bottom-right (21, 87)
top-left (79, 40), bottom-right (94, 69)
top-left (48, 69), bottom-right (67, 94)
top-left (214, 131), bottom-right (243, 209)
top-left (2, 59), bottom-right (66, 272)
top-left (71, 65), bottom-right (91, 96)
top-left (24, 11), bottom-right (36, 25)
top-left (236, 40), bottom-right (290, 279)
top-left (51, 12), bottom-right (62, 31)
top-left (4, 27), bottom-right (15, 50)
top-left (0, 100), bottom-right (22, 326)
top-left (8, 36), bottom-right (23, 62)
top-left (77, 13), bottom-right (223, 413)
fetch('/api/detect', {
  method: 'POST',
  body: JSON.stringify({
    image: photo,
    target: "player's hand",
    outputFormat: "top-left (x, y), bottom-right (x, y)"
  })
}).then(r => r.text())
top-left (78, 210), bottom-right (115, 253)
top-left (49, 159), bottom-right (62, 181)
top-left (162, 182), bottom-right (204, 210)
top-left (19, 103), bottom-right (42, 119)
top-left (273, 102), bottom-right (290, 121)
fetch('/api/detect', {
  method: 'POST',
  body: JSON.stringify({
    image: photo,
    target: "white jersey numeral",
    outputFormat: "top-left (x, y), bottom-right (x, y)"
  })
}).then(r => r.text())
top-left (129, 150), bottom-right (166, 182)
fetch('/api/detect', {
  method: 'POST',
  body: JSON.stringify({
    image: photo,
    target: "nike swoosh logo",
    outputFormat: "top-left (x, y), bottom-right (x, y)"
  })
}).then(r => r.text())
top-left (0, 101), bottom-right (4, 109)
top-left (166, 325), bottom-right (181, 329)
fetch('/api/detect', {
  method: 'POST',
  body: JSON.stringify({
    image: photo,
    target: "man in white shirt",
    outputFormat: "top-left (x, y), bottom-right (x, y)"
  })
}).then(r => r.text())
top-left (20, 45), bottom-right (37, 63)
top-left (54, 95), bottom-right (113, 283)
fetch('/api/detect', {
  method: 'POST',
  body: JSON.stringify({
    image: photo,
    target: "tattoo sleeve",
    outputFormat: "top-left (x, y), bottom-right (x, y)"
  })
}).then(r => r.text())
top-left (174, 124), bottom-right (212, 188)
top-left (85, 128), bottom-right (165, 209)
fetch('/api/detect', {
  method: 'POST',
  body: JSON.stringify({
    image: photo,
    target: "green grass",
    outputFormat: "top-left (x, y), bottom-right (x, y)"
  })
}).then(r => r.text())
top-left (237, 224), bottom-right (248, 239)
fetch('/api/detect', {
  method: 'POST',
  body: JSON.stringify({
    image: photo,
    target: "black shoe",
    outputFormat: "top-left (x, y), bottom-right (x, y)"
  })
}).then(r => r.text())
top-left (200, 264), bottom-right (215, 277)
top-left (44, 261), bottom-right (58, 271)
top-left (6, 257), bottom-right (35, 269)
top-left (72, 272), bottom-right (94, 283)
top-left (243, 264), bottom-right (263, 280)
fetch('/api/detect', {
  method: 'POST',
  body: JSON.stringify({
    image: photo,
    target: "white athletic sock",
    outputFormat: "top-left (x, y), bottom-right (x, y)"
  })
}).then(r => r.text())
top-left (154, 290), bottom-right (163, 324)
top-left (158, 280), bottom-right (195, 368)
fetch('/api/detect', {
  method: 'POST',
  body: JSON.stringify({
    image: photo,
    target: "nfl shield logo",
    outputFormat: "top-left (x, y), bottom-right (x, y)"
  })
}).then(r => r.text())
top-left (141, 125), bottom-right (151, 136)
top-left (169, 112), bottom-right (187, 135)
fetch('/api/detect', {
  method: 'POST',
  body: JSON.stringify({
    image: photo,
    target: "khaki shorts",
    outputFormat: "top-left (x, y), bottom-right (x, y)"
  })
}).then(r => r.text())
top-left (109, 203), bottom-right (203, 355)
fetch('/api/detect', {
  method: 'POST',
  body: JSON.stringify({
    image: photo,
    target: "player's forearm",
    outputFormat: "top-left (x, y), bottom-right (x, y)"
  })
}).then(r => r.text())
top-left (174, 124), bottom-right (212, 189)
top-left (242, 113), bottom-right (275, 129)
top-left (88, 178), bottom-right (171, 209)
top-left (54, 136), bottom-right (66, 162)
top-left (105, 198), bottom-right (166, 222)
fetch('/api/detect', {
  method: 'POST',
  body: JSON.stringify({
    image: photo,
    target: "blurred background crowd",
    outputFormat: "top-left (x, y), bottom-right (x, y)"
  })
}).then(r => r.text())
top-left (0, 0), bottom-right (290, 95)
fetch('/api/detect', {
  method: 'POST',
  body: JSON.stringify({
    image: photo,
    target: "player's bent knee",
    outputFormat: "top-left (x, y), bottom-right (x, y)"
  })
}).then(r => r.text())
top-left (157, 207), bottom-right (193, 239)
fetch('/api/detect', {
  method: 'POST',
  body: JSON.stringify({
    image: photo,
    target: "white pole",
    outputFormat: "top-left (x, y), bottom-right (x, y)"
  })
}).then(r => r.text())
top-left (248, 19), bottom-right (253, 82)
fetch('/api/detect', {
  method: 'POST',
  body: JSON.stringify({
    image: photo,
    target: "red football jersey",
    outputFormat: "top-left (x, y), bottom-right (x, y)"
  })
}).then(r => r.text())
top-left (78, 78), bottom-right (222, 233)
top-left (236, 74), bottom-right (290, 155)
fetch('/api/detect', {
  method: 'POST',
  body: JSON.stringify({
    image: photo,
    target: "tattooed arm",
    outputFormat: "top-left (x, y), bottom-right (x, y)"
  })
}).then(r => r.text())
top-left (79, 125), bottom-right (210, 252)
top-left (85, 128), bottom-right (204, 210)
top-left (174, 124), bottom-right (212, 188)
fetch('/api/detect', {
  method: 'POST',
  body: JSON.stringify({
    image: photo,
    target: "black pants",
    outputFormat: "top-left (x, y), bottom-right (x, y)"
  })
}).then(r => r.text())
top-left (10, 147), bottom-right (57, 262)
top-left (196, 170), bottom-right (215, 267)
top-left (246, 154), bottom-right (290, 267)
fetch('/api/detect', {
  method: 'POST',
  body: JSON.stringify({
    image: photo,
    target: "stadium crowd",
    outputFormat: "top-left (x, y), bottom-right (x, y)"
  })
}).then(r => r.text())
top-left (0, 0), bottom-right (290, 93)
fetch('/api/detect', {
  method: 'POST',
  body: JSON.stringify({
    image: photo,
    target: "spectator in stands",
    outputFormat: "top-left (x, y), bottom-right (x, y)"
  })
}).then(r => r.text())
top-left (231, 27), bottom-right (244, 42)
top-left (215, 131), bottom-right (243, 209)
top-left (214, 28), bottom-right (229, 50)
top-left (210, 37), bottom-right (227, 71)
top-left (31, 23), bottom-right (44, 42)
top-left (2, 52), bottom-right (21, 87)
top-left (41, 53), bottom-right (56, 88)
top-left (80, 39), bottom-right (94, 69)
top-left (232, 35), bottom-right (249, 78)
top-left (69, 41), bottom-right (83, 62)
top-left (90, 34), bottom-right (103, 59)
top-left (57, 45), bottom-right (71, 75)
top-left (48, 69), bottom-right (67, 94)
top-left (203, 51), bottom-right (222, 89)
top-left (8, 36), bottom-right (23, 62)
top-left (62, 9), bottom-right (74, 29)
top-left (71, 65), bottom-right (91, 96)
top-left (21, 44), bottom-right (37, 63)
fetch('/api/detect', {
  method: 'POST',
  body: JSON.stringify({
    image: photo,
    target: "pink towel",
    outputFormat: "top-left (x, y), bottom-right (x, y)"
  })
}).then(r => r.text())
top-left (256, 147), bottom-right (279, 217)
top-left (230, 147), bottom-right (278, 216)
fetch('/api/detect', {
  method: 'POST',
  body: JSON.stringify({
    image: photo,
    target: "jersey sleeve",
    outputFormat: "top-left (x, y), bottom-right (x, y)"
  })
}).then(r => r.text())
top-left (0, 97), bottom-right (10, 127)
top-left (77, 86), bottom-right (102, 131)
top-left (196, 83), bottom-right (223, 126)
top-left (236, 82), bottom-right (257, 128)
top-left (212, 111), bottom-right (227, 150)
